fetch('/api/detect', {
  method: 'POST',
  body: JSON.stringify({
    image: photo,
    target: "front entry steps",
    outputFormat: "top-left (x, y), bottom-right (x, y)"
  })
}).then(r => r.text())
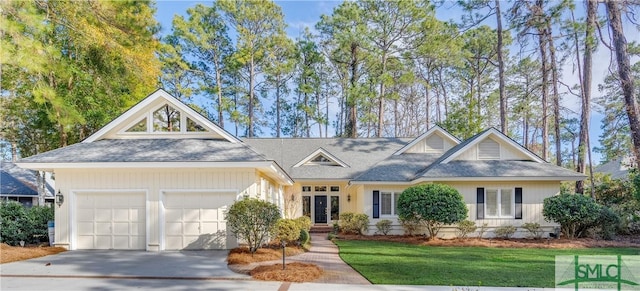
top-left (310, 225), bottom-right (333, 234)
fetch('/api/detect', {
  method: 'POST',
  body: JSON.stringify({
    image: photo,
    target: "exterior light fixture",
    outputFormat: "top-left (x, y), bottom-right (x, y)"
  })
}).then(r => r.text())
top-left (347, 194), bottom-right (351, 202)
top-left (55, 190), bottom-right (64, 207)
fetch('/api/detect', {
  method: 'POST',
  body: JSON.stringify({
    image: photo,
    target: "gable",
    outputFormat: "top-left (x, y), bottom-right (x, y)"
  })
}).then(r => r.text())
top-left (293, 148), bottom-right (349, 168)
top-left (84, 89), bottom-right (239, 143)
top-left (443, 129), bottom-right (544, 163)
top-left (395, 126), bottom-right (460, 155)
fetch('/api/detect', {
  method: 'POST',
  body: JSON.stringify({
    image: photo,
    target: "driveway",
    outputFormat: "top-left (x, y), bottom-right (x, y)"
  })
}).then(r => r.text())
top-left (0, 250), bottom-right (248, 280)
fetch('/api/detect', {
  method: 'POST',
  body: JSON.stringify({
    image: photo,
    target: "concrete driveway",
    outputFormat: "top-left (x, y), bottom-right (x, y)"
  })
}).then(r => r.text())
top-left (0, 250), bottom-right (248, 280)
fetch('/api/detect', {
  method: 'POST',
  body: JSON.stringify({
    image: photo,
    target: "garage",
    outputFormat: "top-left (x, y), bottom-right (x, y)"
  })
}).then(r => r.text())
top-left (75, 191), bottom-right (146, 250)
top-left (162, 191), bottom-right (236, 250)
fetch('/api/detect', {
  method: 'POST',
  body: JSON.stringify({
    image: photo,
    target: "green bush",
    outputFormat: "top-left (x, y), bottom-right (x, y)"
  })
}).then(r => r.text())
top-left (339, 212), bottom-right (369, 235)
top-left (521, 222), bottom-right (544, 239)
top-left (397, 184), bottom-right (468, 239)
top-left (477, 223), bottom-right (489, 239)
top-left (543, 193), bottom-right (601, 239)
top-left (226, 198), bottom-right (281, 254)
top-left (456, 220), bottom-right (477, 238)
top-left (494, 225), bottom-right (517, 239)
top-left (299, 229), bottom-right (310, 245)
top-left (0, 201), bottom-right (54, 246)
top-left (295, 216), bottom-right (311, 232)
top-left (597, 206), bottom-right (620, 240)
top-left (375, 219), bottom-right (392, 235)
top-left (273, 218), bottom-right (300, 244)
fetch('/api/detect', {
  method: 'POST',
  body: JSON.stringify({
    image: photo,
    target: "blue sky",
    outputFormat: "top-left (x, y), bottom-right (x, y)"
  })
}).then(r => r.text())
top-left (153, 1), bottom-right (640, 164)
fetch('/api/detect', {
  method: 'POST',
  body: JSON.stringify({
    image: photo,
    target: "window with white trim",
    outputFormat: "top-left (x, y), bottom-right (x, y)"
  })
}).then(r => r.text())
top-left (380, 191), bottom-right (400, 216)
top-left (485, 188), bottom-right (513, 218)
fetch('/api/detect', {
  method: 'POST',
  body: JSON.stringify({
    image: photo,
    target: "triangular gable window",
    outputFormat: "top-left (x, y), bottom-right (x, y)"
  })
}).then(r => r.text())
top-left (153, 105), bottom-right (181, 132)
top-left (125, 118), bottom-right (147, 132)
top-left (293, 148), bottom-right (349, 168)
top-left (187, 118), bottom-right (206, 132)
top-left (310, 154), bottom-right (333, 164)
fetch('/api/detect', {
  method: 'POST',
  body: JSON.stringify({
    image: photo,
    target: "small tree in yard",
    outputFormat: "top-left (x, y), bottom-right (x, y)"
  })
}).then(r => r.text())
top-left (226, 198), bottom-right (281, 254)
top-left (397, 184), bottom-right (468, 239)
top-left (543, 193), bottom-right (601, 239)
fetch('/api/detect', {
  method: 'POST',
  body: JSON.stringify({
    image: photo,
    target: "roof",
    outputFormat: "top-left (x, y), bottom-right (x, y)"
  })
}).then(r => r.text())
top-left (351, 153), bottom-right (441, 182)
top-left (594, 156), bottom-right (634, 180)
top-left (417, 160), bottom-right (586, 181)
top-left (18, 139), bottom-right (266, 163)
top-left (243, 138), bottom-right (412, 180)
top-left (1, 161), bottom-right (54, 196)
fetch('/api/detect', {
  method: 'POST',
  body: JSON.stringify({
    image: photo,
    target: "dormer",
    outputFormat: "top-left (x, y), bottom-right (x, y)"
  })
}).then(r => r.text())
top-left (394, 126), bottom-right (460, 155)
top-left (442, 128), bottom-right (544, 163)
top-left (83, 89), bottom-right (239, 143)
top-left (293, 148), bottom-right (349, 168)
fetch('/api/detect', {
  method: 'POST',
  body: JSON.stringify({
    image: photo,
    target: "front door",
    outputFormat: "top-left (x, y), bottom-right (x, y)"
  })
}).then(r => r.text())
top-left (314, 196), bottom-right (327, 223)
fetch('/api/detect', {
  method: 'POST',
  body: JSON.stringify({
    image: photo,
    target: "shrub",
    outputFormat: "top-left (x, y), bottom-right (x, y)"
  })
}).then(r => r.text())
top-left (299, 229), bottom-right (310, 245)
top-left (597, 206), bottom-right (621, 240)
top-left (0, 202), bottom-right (54, 246)
top-left (456, 220), bottom-right (477, 238)
top-left (397, 184), bottom-right (468, 239)
top-left (521, 222), bottom-right (544, 239)
top-left (375, 219), bottom-right (392, 235)
top-left (494, 225), bottom-right (517, 239)
top-left (295, 216), bottom-right (311, 232)
top-left (226, 198), bottom-right (281, 254)
top-left (398, 217), bottom-right (421, 236)
top-left (477, 223), bottom-right (488, 239)
top-left (543, 193), bottom-right (601, 239)
top-left (272, 219), bottom-right (300, 244)
top-left (339, 212), bottom-right (369, 235)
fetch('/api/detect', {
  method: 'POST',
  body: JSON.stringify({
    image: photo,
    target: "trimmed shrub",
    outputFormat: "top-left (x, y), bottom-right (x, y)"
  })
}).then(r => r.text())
top-left (0, 201), bottom-right (54, 246)
top-left (226, 198), bottom-right (281, 254)
top-left (375, 219), bottom-right (392, 235)
top-left (597, 206), bottom-right (621, 240)
top-left (399, 217), bottom-right (421, 236)
top-left (299, 229), bottom-right (310, 245)
top-left (494, 225), bottom-right (517, 239)
top-left (456, 220), bottom-right (477, 238)
top-left (477, 223), bottom-right (489, 239)
top-left (521, 222), bottom-right (544, 239)
top-left (543, 193), bottom-right (601, 239)
top-left (397, 184), bottom-right (468, 239)
top-left (339, 212), bottom-right (369, 235)
top-left (295, 216), bottom-right (311, 232)
top-left (273, 219), bottom-right (300, 244)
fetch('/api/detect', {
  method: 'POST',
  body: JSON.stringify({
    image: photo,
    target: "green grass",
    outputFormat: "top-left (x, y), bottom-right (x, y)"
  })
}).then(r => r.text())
top-left (334, 240), bottom-right (640, 287)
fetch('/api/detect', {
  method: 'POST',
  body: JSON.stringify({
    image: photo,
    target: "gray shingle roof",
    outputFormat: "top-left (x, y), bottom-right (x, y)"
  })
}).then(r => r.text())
top-left (243, 138), bottom-right (412, 180)
top-left (594, 156), bottom-right (633, 180)
top-left (18, 139), bottom-right (266, 163)
top-left (419, 160), bottom-right (586, 179)
top-left (351, 153), bottom-right (442, 181)
top-left (1, 161), bottom-right (43, 196)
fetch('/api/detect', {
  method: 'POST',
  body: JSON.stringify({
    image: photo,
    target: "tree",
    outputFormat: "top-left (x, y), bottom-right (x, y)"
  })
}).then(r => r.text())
top-left (219, 0), bottom-right (287, 137)
top-left (170, 3), bottom-right (233, 127)
top-left (543, 193), bottom-right (601, 238)
top-left (606, 0), bottom-right (640, 168)
top-left (397, 184), bottom-right (468, 239)
top-left (264, 33), bottom-right (296, 137)
top-left (225, 198), bottom-right (281, 254)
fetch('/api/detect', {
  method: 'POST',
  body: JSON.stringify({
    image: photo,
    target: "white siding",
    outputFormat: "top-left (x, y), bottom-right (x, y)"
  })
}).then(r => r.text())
top-left (454, 136), bottom-right (533, 161)
top-left (54, 168), bottom-right (257, 251)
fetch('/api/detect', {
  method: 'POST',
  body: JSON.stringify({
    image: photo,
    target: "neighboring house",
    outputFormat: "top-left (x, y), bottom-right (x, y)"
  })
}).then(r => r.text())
top-left (1, 161), bottom-right (54, 207)
top-left (17, 89), bottom-right (585, 251)
top-left (594, 156), bottom-right (635, 180)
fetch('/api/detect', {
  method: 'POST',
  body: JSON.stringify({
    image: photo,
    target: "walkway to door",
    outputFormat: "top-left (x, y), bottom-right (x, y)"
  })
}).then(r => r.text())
top-left (228, 234), bottom-right (371, 284)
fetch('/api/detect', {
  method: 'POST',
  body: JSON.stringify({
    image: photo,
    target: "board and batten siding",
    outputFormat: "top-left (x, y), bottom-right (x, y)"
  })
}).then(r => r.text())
top-left (454, 137), bottom-right (531, 161)
top-left (54, 168), bottom-right (258, 251)
top-left (362, 181), bottom-right (560, 238)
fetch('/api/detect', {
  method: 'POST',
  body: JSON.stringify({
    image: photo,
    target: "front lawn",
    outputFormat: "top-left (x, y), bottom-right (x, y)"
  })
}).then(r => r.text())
top-left (334, 240), bottom-right (640, 287)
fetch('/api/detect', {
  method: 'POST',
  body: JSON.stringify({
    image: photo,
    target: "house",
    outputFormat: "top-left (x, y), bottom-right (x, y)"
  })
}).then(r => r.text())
top-left (1, 160), bottom-right (54, 207)
top-left (594, 156), bottom-right (635, 180)
top-left (17, 89), bottom-right (585, 251)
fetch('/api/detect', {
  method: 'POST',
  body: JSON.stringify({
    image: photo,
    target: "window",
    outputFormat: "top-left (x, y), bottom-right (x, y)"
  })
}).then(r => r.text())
top-left (153, 105), bottom-right (180, 132)
top-left (380, 191), bottom-right (400, 216)
top-left (485, 188), bottom-right (513, 218)
top-left (302, 196), bottom-right (311, 218)
top-left (186, 118), bottom-right (206, 132)
top-left (125, 118), bottom-right (147, 132)
top-left (302, 186), bottom-right (311, 192)
top-left (330, 186), bottom-right (340, 192)
top-left (331, 196), bottom-right (339, 220)
top-left (314, 186), bottom-right (327, 192)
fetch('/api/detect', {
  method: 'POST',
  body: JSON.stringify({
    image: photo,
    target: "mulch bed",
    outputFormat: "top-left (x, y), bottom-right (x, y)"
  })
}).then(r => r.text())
top-left (1, 243), bottom-right (67, 264)
top-left (250, 262), bottom-right (323, 282)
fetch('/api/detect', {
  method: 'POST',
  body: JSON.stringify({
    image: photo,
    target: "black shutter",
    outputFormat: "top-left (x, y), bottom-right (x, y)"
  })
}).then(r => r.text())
top-left (476, 188), bottom-right (484, 219)
top-left (373, 190), bottom-right (380, 218)
top-left (515, 187), bottom-right (523, 219)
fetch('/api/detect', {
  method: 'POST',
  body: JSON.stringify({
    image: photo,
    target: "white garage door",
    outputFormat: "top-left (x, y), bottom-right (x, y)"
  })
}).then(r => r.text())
top-left (76, 192), bottom-right (146, 250)
top-left (163, 192), bottom-right (235, 250)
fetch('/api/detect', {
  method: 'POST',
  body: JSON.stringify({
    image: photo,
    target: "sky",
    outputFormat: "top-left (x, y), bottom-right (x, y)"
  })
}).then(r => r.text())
top-left (154, 0), bottom-right (640, 165)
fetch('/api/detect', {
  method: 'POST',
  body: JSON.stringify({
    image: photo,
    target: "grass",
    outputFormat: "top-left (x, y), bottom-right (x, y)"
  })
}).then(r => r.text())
top-left (334, 240), bottom-right (640, 287)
